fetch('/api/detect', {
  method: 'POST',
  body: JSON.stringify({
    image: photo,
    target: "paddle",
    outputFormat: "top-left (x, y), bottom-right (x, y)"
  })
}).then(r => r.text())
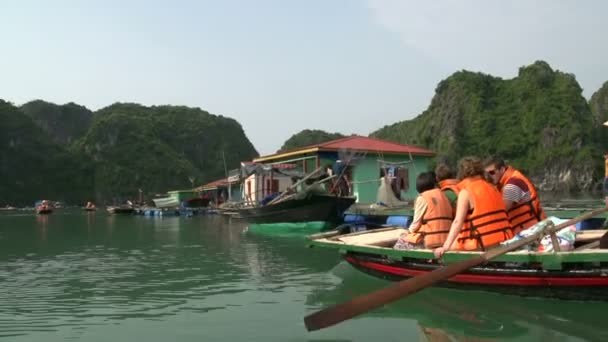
top-left (304, 206), bottom-right (608, 332)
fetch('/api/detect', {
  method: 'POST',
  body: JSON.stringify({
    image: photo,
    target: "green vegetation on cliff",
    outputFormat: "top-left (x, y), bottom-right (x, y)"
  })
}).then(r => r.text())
top-left (73, 103), bottom-right (258, 202)
top-left (279, 129), bottom-right (346, 152)
top-left (0, 100), bottom-right (93, 205)
top-left (20, 100), bottom-right (94, 145)
top-left (0, 101), bottom-right (258, 205)
top-left (590, 81), bottom-right (608, 151)
top-left (372, 61), bottom-right (603, 191)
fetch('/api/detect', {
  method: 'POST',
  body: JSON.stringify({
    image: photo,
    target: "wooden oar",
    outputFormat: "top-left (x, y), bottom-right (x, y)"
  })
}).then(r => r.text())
top-left (303, 206), bottom-right (608, 332)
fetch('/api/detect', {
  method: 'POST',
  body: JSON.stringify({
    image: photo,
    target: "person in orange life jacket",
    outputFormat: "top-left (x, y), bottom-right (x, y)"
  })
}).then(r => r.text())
top-left (483, 156), bottom-right (546, 234)
top-left (394, 171), bottom-right (453, 250)
top-left (435, 163), bottom-right (460, 210)
top-left (434, 156), bottom-right (513, 258)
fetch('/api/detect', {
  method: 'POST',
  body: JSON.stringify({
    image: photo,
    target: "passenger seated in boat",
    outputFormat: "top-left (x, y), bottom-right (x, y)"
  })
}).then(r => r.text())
top-left (434, 156), bottom-right (513, 258)
top-left (435, 163), bottom-right (460, 213)
top-left (483, 156), bottom-right (546, 234)
top-left (394, 171), bottom-right (453, 250)
top-left (85, 201), bottom-right (96, 209)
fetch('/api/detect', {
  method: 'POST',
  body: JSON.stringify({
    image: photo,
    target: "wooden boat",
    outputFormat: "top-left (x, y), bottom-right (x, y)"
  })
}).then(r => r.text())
top-left (237, 193), bottom-right (356, 225)
top-left (152, 196), bottom-right (180, 208)
top-left (36, 207), bottom-right (53, 215)
top-left (35, 200), bottom-right (53, 215)
top-left (308, 227), bottom-right (608, 300)
top-left (106, 206), bottom-right (135, 214)
top-left (84, 201), bottom-right (97, 211)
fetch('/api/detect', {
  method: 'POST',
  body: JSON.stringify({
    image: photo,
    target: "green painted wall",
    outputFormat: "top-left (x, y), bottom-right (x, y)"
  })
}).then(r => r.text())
top-left (351, 154), bottom-right (432, 203)
top-left (263, 151), bottom-right (433, 204)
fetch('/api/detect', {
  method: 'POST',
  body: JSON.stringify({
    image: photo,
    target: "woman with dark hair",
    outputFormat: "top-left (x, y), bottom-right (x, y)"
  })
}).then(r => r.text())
top-left (434, 156), bottom-right (513, 258)
top-left (394, 171), bottom-right (452, 250)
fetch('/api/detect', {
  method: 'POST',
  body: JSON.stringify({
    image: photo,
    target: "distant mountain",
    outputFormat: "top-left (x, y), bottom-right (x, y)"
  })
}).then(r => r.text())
top-left (589, 81), bottom-right (608, 151)
top-left (72, 103), bottom-right (258, 202)
top-left (0, 100), bottom-right (93, 205)
top-left (20, 100), bottom-right (94, 145)
top-left (0, 100), bottom-right (258, 206)
top-left (372, 61), bottom-right (603, 192)
top-left (279, 129), bottom-right (346, 152)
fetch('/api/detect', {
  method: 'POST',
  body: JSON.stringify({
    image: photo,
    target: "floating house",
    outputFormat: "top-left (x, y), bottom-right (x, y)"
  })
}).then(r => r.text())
top-left (196, 172), bottom-right (241, 205)
top-left (239, 162), bottom-right (306, 205)
top-left (249, 135), bottom-right (435, 204)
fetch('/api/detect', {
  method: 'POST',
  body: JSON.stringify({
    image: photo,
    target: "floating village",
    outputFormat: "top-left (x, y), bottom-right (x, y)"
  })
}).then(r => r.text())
top-left (16, 132), bottom-right (608, 320)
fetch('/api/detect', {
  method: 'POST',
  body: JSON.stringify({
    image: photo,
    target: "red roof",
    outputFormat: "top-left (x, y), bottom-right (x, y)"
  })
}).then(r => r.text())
top-left (240, 161), bottom-right (297, 169)
top-left (254, 135), bottom-right (434, 162)
top-left (313, 135), bottom-right (435, 155)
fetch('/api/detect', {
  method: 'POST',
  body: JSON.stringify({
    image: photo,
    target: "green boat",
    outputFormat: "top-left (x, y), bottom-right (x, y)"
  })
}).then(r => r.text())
top-left (307, 227), bottom-right (608, 300)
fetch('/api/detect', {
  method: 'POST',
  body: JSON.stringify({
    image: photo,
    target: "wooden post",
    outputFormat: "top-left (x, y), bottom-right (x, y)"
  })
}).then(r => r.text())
top-left (546, 222), bottom-right (561, 252)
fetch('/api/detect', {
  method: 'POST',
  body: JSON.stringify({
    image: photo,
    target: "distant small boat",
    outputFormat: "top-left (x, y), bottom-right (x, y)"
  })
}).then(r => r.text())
top-left (106, 206), bottom-right (134, 214)
top-left (36, 200), bottom-right (53, 215)
top-left (152, 196), bottom-right (180, 208)
top-left (36, 206), bottom-right (53, 215)
top-left (84, 202), bottom-right (97, 211)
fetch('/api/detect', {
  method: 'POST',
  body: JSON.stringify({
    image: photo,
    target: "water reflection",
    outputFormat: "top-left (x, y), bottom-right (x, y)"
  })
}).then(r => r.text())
top-left (0, 213), bottom-right (342, 340)
top-left (307, 262), bottom-right (608, 341)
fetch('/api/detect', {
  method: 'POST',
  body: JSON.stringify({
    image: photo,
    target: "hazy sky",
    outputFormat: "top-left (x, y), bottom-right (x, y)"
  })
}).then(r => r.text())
top-left (1, 0), bottom-right (607, 155)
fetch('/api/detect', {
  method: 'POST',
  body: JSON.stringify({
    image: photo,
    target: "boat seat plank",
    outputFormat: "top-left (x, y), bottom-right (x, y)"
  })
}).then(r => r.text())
top-left (335, 229), bottom-right (404, 246)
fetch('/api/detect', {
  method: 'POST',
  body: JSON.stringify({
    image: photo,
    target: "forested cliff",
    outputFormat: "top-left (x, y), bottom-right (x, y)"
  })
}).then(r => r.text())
top-left (0, 101), bottom-right (258, 206)
top-left (2, 61), bottom-right (607, 205)
top-left (372, 61), bottom-right (606, 192)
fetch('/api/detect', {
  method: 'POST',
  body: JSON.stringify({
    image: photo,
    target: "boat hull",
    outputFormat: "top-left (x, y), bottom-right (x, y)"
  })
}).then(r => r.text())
top-left (36, 209), bottom-right (53, 215)
top-left (152, 197), bottom-right (180, 208)
top-left (106, 206), bottom-right (134, 214)
top-left (344, 253), bottom-right (608, 300)
top-left (237, 194), bottom-right (356, 224)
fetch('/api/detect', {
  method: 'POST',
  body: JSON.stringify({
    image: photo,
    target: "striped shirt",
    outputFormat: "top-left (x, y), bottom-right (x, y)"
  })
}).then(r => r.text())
top-left (503, 177), bottom-right (531, 203)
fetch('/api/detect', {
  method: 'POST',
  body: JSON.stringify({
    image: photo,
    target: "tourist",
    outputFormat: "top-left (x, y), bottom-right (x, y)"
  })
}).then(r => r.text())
top-left (394, 171), bottom-right (452, 250)
top-left (483, 156), bottom-right (546, 233)
top-left (435, 162), bottom-right (460, 211)
top-left (434, 156), bottom-right (513, 258)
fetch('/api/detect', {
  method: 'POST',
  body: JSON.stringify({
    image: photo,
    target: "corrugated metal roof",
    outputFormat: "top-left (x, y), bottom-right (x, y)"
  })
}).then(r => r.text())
top-left (254, 135), bottom-right (435, 162)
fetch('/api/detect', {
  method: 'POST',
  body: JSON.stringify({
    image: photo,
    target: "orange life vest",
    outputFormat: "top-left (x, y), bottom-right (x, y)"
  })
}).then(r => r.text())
top-left (498, 167), bottom-right (546, 234)
top-left (438, 179), bottom-right (461, 194)
top-left (404, 188), bottom-right (453, 248)
top-left (454, 177), bottom-right (513, 251)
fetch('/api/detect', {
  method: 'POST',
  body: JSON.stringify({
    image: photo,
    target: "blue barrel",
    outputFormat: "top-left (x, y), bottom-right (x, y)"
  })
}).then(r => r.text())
top-left (343, 214), bottom-right (366, 224)
top-left (575, 218), bottom-right (605, 231)
top-left (386, 215), bottom-right (412, 228)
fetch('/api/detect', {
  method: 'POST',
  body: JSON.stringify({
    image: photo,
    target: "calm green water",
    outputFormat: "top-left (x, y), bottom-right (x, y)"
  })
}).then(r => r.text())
top-left (1, 211), bottom-right (607, 341)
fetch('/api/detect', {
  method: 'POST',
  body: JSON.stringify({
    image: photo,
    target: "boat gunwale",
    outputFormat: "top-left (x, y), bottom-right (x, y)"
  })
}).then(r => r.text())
top-left (307, 229), bottom-right (608, 264)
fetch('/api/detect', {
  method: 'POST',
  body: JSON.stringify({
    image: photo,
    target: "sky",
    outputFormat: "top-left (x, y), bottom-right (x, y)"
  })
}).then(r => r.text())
top-left (1, 0), bottom-right (607, 155)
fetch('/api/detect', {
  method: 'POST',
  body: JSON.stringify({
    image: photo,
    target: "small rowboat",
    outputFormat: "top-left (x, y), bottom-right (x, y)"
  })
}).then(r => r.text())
top-left (36, 207), bottom-right (53, 215)
top-left (308, 227), bottom-right (608, 300)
